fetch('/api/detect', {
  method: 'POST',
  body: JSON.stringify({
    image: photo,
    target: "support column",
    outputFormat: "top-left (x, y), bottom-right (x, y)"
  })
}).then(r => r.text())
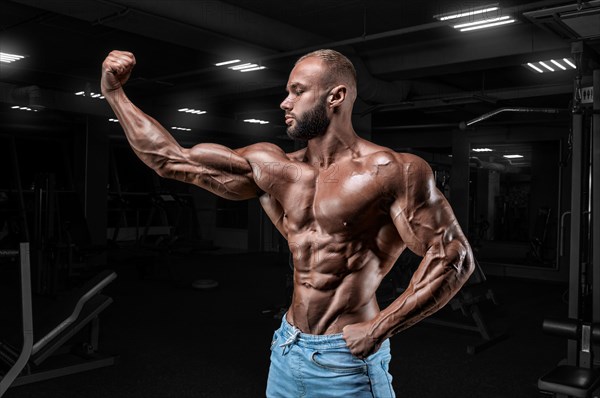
top-left (592, 69), bottom-right (600, 362)
top-left (568, 110), bottom-right (584, 365)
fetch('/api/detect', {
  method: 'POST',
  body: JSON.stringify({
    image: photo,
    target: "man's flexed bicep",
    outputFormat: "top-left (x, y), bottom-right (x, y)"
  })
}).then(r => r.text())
top-left (101, 50), bottom-right (261, 200)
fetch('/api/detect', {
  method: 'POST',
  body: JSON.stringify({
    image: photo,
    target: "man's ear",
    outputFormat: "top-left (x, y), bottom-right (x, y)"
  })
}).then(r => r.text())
top-left (328, 85), bottom-right (347, 108)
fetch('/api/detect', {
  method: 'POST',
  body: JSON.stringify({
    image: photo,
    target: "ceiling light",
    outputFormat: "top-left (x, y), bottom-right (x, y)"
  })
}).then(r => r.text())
top-left (527, 63), bottom-right (544, 73)
top-left (240, 66), bottom-right (267, 72)
top-left (434, 6), bottom-right (499, 21)
top-left (243, 119), bottom-right (269, 124)
top-left (74, 91), bottom-right (105, 99)
top-left (563, 58), bottom-right (577, 69)
top-left (11, 105), bottom-right (37, 112)
top-left (459, 18), bottom-right (515, 31)
top-left (225, 61), bottom-right (267, 72)
top-left (453, 15), bottom-right (510, 29)
top-left (523, 58), bottom-right (576, 73)
top-left (472, 148), bottom-right (493, 152)
top-left (550, 59), bottom-right (566, 70)
top-left (539, 61), bottom-right (554, 72)
top-left (0, 52), bottom-right (26, 63)
top-left (503, 154), bottom-right (523, 159)
top-left (109, 118), bottom-right (119, 122)
top-left (215, 59), bottom-right (240, 66)
top-left (178, 108), bottom-right (206, 115)
top-left (171, 126), bottom-right (191, 131)
top-left (229, 63), bottom-right (257, 70)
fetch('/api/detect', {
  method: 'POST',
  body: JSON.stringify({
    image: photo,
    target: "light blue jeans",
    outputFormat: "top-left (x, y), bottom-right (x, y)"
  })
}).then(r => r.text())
top-left (266, 314), bottom-right (396, 398)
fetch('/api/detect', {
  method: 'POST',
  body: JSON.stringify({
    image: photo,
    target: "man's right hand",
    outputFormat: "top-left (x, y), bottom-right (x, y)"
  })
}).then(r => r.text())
top-left (101, 50), bottom-right (136, 95)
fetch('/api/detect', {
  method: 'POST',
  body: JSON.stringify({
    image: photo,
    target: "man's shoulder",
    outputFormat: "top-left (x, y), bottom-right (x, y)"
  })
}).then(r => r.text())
top-left (238, 142), bottom-right (292, 162)
top-left (358, 141), bottom-right (430, 171)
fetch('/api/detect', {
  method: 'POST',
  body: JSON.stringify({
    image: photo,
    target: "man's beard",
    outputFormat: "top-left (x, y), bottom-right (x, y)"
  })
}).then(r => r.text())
top-left (286, 96), bottom-right (330, 141)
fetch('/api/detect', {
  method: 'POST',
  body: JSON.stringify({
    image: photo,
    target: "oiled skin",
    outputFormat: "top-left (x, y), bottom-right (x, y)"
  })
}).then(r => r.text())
top-left (101, 50), bottom-right (475, 358)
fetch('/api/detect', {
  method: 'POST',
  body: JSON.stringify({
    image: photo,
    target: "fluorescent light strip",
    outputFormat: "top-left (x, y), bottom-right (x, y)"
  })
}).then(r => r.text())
top-left (438, 6), bottom-right (498, 21)
top-left (472, 148), bottom-right (493, 152)
top-left (240, 66), bottom-right (266, 72)
top-left (74, 91), bottom-right (105, 99)
top-left (0, 52), bottom-right (25, 63)
top-left (171, 126), bottom-right (192, 131)
top-left (539, 61), bottom-right (554, 72)
top-left (178, 108), bottom-right (206, 115)
top-left (550, 59), bottom-right (566, 70)
top-left (243, 119), bottom-right (269, 124)
top-left (215, 59), bottom-right (240, 66)
top-left (11, 105), bottom-right (37, 112)
top-left (527, 63), bottom-right (544, 73)
top-left (563, 58), bottom-right (576, 69)
top-left (229, 63), bottom-right (255, 70)
top-left (503, 154), bottom-right (523, 159)
top-left (453, 15), bottom-right (509, 29)
top-left (459, 18), bottom-right (515, 31)
top-left (109, 118), bottom-right (119, 122)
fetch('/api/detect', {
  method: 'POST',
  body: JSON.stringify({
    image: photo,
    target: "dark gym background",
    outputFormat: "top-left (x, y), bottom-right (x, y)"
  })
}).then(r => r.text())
top-left (1, 1), bottom-right (599, 397)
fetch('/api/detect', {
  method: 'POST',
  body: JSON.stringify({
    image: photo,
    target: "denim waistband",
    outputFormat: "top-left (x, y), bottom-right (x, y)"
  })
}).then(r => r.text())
top-left (280, 313), bottom-right (353, 350)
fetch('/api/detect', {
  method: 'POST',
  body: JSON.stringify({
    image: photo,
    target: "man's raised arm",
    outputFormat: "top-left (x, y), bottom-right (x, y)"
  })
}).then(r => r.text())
top-left (100, 50), bottom-right (259, 200)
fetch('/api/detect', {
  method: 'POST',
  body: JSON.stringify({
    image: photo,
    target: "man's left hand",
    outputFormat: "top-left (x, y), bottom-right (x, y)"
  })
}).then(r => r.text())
top-left (342, 321), bottom-right (381, 359)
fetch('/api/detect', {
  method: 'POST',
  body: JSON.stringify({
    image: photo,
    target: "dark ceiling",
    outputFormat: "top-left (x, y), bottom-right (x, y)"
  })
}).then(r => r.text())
top-left (1, 0), bottom-right (600, 147)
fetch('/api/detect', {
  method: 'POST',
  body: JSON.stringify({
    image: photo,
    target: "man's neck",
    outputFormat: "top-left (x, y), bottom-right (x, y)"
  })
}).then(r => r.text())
top-left (305, 124), bottom-right (360, 168)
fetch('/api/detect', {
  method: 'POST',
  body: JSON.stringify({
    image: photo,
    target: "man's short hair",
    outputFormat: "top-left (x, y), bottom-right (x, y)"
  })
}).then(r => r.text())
top-left (296, 49), bottom-right (357, 90)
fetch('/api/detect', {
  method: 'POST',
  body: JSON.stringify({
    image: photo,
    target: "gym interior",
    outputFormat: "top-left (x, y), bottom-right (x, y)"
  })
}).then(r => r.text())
top-left (1, 1), bottom-right (599, 397)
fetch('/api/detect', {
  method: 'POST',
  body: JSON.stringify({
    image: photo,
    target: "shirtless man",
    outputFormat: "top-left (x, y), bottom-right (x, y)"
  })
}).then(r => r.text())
top-left (101, 49), bottom-right (474, 397)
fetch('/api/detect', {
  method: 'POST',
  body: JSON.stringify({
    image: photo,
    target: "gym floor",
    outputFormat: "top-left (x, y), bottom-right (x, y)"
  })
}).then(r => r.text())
top-left (2, 248), bottom-right (567, 398)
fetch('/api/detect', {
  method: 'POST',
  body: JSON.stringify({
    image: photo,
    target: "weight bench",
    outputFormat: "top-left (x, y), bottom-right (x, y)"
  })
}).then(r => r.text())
top-left (0, 243), bottom-right (117, 395)
top-left (538, 318), bottom-right (600, 397)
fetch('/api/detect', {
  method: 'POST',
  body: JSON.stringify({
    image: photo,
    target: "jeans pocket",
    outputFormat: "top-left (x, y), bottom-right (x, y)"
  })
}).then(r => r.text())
top-left (310, 350), bottom-right (367, 374)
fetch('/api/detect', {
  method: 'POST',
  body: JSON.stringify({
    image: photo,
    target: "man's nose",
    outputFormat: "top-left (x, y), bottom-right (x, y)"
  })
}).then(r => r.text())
top-left (280, 96), bottom-right (292, 111)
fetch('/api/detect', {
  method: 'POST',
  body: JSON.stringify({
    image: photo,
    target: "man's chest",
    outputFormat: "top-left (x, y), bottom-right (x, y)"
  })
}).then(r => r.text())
top-left (268, 164), bottom-right (392, 234)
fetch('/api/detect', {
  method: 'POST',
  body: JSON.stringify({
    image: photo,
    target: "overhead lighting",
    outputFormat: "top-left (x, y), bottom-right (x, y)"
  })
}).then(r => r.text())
top-left (503, 154), bottom-right (523, 159)
top-left (171, 126), bottom-right (191, 131)
top-left (178, 107), bottom-right (206, 115)
top-left (243, 119), bottom-right (269, 124)
top-left (550, 59), bottom-right (566, 71)
top-left (229, 63), bottom-right (257, 70)
top-left (223, 60), bottom-right (267, 73)
top-left (539, 61), bottom-right (554, 72)
top-left (434, 6), bottom-right (499, 21)
top-left (74, 91), bottom-right (105, 99)
top-left (472, 148), bottom-right (493, 152)
top-left (0, 52), bottom-right (25, 63)
top-left (523, 58), bottom-right (576, 73)
top-left (563, 58), bottom-right (577, 69)
top-left (11, 105), bottom-right (38, 112)
top-left (434, 4), bottom-right (515, 32)
top-left (240, 66), bottom-right (267, 72)
top-left (453, 15), bottom-right (510, 29)
top-left (215, 59), bottom-right (240, 66)
top-left (109, 118), bottom-right (119, 122)
top-left (459, 18), bottom-right (515, 31)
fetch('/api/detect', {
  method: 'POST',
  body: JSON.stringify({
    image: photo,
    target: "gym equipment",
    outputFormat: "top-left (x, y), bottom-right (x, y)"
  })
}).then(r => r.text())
top-left (0, 243), bottom-right (117, 396)
top-left (538, 319), bottom-right (600, 397)
top-left (537, 44), bottom-right (600, 397)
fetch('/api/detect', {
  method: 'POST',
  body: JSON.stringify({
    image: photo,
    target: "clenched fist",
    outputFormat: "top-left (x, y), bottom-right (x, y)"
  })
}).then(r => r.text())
top-left (101, 50), bottom-right (136, 95)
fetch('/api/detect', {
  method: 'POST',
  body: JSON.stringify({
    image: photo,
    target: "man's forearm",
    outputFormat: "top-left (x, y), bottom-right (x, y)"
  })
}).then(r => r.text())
top-left (104, 88), bottom-right (183, 171)
top-left (368, 239), bottom-right (473, 342)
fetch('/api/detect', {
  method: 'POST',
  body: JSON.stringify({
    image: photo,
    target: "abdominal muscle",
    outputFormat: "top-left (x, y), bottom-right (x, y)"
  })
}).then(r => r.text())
top-left (285, 239), bottom-right (388, 335)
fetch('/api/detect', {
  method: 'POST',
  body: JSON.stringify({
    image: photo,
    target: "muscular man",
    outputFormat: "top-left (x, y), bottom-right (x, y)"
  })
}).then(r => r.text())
top-left (101, 49), bottom-right (474, 397)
